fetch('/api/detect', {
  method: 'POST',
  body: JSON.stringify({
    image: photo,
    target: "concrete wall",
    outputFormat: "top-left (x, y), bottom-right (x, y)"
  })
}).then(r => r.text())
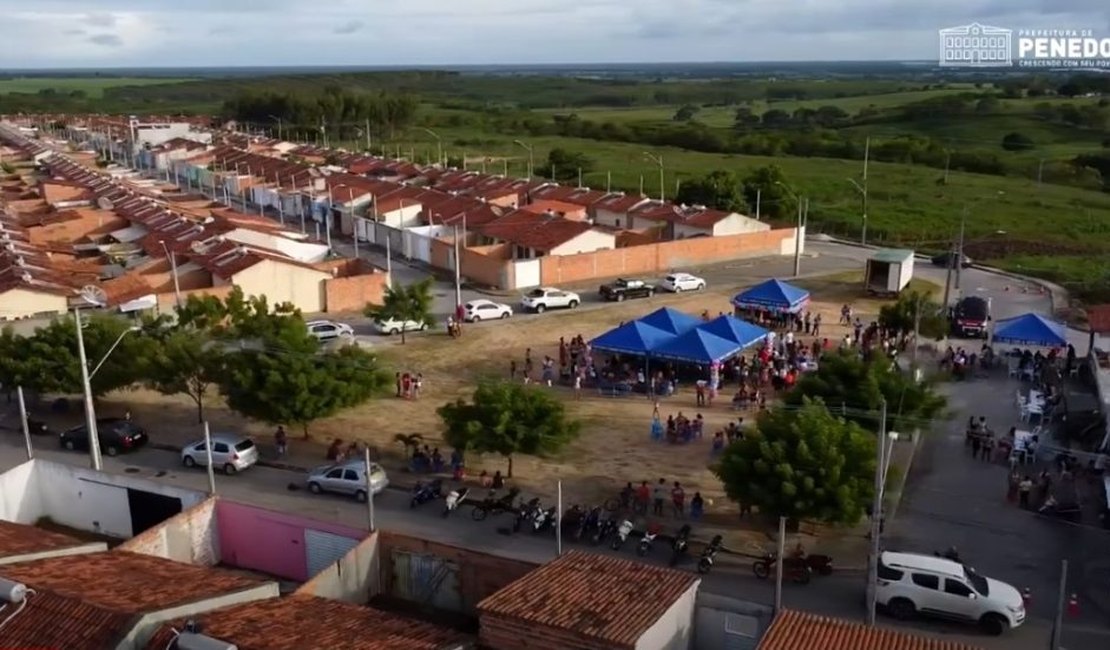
top-left (324, 271), bottom-right (389, 312)
top-left (636, 583), bottom-right (699, 650)
top-left (232, 259), bottom-right (329, 313)
top-left (692, 592), bottom-right (772, 650)
top-left (126, 582), bottom-right (280, 650)
top-left (295, 532), bottom-right (381, 604)
top-left (0, 460), bottom-right (205, 538)
top-left (548, 229), bottom-right (616, 256)
top-left (215, 500), bottom-right (365, 582)
top-left (118, 497), bottom-right (219, 566)
top-left (0, 288), bottom-right (68, 320)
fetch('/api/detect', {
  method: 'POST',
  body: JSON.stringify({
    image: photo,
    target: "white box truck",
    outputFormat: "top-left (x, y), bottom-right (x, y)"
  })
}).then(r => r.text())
top-left (864, 249), bottom-right (914, 296)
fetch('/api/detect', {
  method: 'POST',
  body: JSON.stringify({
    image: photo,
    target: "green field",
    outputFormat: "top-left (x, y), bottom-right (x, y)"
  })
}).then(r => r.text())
top-left (0, 77), bottom-right (192, 98)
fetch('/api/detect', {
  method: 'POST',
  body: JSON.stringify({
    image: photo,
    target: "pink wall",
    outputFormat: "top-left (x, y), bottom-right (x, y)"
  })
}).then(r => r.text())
top-left (215, 500), bottom-right (366, 581)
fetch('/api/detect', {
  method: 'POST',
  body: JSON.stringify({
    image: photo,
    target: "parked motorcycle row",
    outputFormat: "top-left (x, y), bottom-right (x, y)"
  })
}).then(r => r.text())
top-left (410, 481), bottom-right (727, 574)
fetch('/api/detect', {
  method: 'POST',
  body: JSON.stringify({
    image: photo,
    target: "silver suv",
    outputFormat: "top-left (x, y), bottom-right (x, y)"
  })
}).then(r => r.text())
top-left (306, 460), bottom-right (389, 502)
top-left (181, 434), bottom-right (259, 474)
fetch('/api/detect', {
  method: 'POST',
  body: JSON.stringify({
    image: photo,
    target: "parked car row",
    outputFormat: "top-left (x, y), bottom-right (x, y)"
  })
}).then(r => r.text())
top-left (520, 272), bottom-right (707, 313)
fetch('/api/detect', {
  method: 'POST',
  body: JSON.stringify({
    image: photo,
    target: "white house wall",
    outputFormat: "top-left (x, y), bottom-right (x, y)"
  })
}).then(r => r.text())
top-left (549, 229), bottom-right (616, 256)
top-left (635, 583), bottom-right (699, 650)
top-left (710, 213), bottom-right (769, 237)
top-left (223, 229), bottom-right (328, 263)
top-left (232, 259), bottom-right (329, 313)
top-left (378, 204), bottom-right (423, 228)
top-left (593, 208), bottom-right (628, 229)
top-left (0, 461), bottom-right (40, 524)
top-left (0, 288), bottom-right (68, 320)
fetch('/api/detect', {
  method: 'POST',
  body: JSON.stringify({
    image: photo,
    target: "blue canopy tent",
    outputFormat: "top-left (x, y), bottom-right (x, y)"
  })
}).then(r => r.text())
top-left (698, 315), bottom-right (770, 350)
top-left (991, 313), bottom-right (1067, 348)
top-left (636, 307), bottom-right (703, 336)
top-left (731, 278), bottom-right (810, 313)
top-left (652, 328), bottom-right (746, 365)
top-left (589, 320), bottom-right (675, 356)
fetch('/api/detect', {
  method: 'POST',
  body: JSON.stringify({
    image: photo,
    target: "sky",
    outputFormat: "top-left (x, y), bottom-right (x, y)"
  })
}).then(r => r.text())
top-left (0, 0), bottom-right (1108, 69)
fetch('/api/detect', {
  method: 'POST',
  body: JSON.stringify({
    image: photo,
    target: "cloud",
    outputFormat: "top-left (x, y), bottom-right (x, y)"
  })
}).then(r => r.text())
top-left (86, 12), bottom-right (117, 27)
top-left (207, 26), bottom-right (234, 35)
top-left (63, 28), bottom-right (85, 35)
top-left (333, 20), bottom-right (364, 35)
top-left (88, 34), bottom-right (123, 47)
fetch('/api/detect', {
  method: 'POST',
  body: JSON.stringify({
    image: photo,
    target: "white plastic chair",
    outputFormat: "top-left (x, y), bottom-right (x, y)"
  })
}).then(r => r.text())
top-left (1007, 358), bottom-right (1020, 379)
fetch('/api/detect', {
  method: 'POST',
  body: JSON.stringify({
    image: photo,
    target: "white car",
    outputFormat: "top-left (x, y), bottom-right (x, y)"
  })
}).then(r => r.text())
top-left (876, 551), bottom-right (1025, 635)
top-left (181, 434), bottom-right (259, 474)
top-left (521, 287), bottom-right (581, 313)
top-left (464, 299), bottom-right (513, 322)
top-left (373, 318), bottom-right (428, 336)
top-left (659, 272), bottom-right (706, 292)
top-left (307, 320), bottom-right (354, 342)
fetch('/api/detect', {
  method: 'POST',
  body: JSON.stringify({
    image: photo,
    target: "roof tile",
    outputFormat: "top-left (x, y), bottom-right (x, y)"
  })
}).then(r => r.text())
top-left (0, 589), bottom-right (135, 650)
top-left (0, 520), bottom-right (85, 558)
top-left (478, 550), bottom-right (697, 646)
top-left (757, 609), bottom-right (985, 650)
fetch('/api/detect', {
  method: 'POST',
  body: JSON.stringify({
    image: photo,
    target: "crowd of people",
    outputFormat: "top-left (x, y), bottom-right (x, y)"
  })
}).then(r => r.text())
top-left (618, 479), bottom-right (706, 520)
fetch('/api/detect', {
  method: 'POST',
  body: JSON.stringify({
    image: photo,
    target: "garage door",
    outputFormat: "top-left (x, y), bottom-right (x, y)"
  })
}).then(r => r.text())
top-left (304, 529), bottom-right (360, 578)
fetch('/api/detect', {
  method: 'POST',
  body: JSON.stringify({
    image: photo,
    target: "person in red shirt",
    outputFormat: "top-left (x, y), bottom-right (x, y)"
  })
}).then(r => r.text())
top-left (671, 481), bottom-right (686, 518)
top-left (635, 481), bottom-right (651, 514)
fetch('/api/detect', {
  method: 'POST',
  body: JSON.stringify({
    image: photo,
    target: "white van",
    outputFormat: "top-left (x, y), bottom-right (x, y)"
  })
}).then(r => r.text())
top-left (876, 551), bottom-right (1025, 635)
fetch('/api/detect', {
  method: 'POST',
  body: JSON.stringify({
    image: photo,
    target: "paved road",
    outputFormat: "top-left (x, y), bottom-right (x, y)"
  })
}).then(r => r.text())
top-left (0, 434), bottom-right (1096, 650)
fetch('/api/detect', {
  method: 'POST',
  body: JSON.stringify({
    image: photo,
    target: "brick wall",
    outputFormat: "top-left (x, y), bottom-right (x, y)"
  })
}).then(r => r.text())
top-left (377, 531), bottom-right (537, 615)
top-left (324, 271), bottom-right (388, 312)
top-left (540, 227), bottom-right (794, 286)
top-left (118, 497), bottom-right (219, 566)
top-left (441, 240), bottom-right (515, 289)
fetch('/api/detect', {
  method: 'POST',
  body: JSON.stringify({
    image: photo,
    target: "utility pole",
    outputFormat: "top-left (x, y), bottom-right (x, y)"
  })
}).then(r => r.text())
top-left (17, 386), bottom-right (32, 460)
top-left (941, 233), bottom-right (956, 311)
top-left (911, 294), bottom-right (923, 370)
top-left (557, 481), bottom-right (564, 557)
top-left (943, 150), bottom-right (951, 185)
top-left (866, 399), bottom-right (888, 625)
top-left (453, 225), bottom-right (462, 309)
top-left (643, 151), bottom-right (664, 202)
top-left (577, 167), bottom-right (582, 188)
top-left (1050, 559), bottom-right (1068, 650)
top-left (365, 118), bottom-right (371, 152)
top-left (1037, 159), bottom-right (1045, 187)
top-left (606, 170), bottom-right (611, 193)
top-left (793, 198), bottom-right (805, 277)
top-left (755, 189), bottom-right (761, 220)
top-left (74, 308), bottom-right (102, 472)
top-left (955, 207), bottom-right (967, 291)
top-left (862, 137), bottom-right (870, 245)
top-left (203, 421), bottom-right (216, 495)
top-left (774, 515), bottom-right (786, 613)
top-left (364, 447), bottom-right (376, 531)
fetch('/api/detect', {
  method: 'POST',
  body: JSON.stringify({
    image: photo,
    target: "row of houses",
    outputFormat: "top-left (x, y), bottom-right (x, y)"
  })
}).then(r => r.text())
top-left (0, 123), bottom-right (388, 320)
top-left (0, 456), bottom-right (984, 650)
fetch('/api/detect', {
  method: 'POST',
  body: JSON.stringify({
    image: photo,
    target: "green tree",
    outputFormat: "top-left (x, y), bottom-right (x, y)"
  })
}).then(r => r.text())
top-left (975, 96), bottom-right (1001, 114)
top-left (712, 398), bottom-right (876, 524)
top-left (1001, 132), bottom-right (1035, 152)
top-left (0, 327), bottom-right (29, 398)
top-left (672, 104), bottom-right (699, 122)
top-left (21, 315), bottom-right (150, 397)
top-left (784, 351), bottom-right (946, 433)
top-left (364, 279), bottom-right (436, 344)
top-left (141, 326), bottom-right (224, 423)
top-left (437, 381), bottom-right (580, 477)
top-left (222, 343), bottom-right (390, 439)
top-left (878, 290), bottom-right (947, 341)
top-left (674, 170), bottom-right (746, 213)
top-left (543, 148), bottom-right (594, 183)
top-left (740, 165), bottom-right (796, 220)
top-left (733, 107), bottom-right (761, 131)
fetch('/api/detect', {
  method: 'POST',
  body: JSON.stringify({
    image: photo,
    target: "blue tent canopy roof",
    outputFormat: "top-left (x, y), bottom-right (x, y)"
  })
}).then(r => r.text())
top-left (636, 307), bottom-right (703, 335)
top-left (652, 328), bottom-right (745, 364)
top-left (698, 315), bottom-right (770, 349)
top-left (731, 279), bottom-right (810, 312)
top-left (589, 320), bottom-right (674, 355)
top-left (992, 313), bottom-right (1067, 348)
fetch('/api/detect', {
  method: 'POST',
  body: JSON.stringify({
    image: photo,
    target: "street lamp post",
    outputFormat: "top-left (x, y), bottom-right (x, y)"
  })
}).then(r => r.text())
top-left (158, 240), bottom-right (182, 310)
top-left (512, 140), bottom-right (534, 179)
top-left (642, 151), bottom-right (665, 202)
top-left (776, 182), bottom-right (805, 277)
top-left (419, 127), bottom-right (443, 167)
top-left (268, 115), bottom-right (283, 141)
top-left (846, 178), bottom-right (868, 246)
top-left (74, 286), bottom-right (106, 471)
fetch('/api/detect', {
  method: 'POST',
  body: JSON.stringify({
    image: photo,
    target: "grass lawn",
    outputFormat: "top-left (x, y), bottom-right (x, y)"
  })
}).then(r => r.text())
top-left (0, 77), bottom-right (193, 98)
top-left (109, 274), bottom-right (935, 537)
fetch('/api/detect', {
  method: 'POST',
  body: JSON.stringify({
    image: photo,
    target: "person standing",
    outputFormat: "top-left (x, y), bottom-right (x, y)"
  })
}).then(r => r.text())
top-left (653, 478), bottom-right (666, 516)
top-left (690, 492), bottom-right (704, 520)
top-left (1018, 475), bottom-right (1033, 508)
top-left (636, 480), bottom-right (651, 514)
top-left (671, 481), bottom-right (686, 518)
top-left (274, 425), bottom-right (287, 458)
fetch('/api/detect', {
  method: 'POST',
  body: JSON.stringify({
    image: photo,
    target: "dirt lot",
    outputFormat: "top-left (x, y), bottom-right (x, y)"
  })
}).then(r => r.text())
top-left (103, 273), bottom-right (937, 527)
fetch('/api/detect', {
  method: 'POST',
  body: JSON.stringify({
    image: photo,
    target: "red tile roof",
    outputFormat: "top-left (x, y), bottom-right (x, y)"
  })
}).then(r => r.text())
top-left (630, 200), bottom-right (736, 228)
top-left (594, 192), bottom-right (649, 213)
top-left (479, 210), bottom-right (600, 252)
top-left (478, 550), bottom-right (697, 646)
top-left (0, 521), bottom-right (85, 558)
top-left (143, 594), bottom-right (468, 650)
top-left (1087, 304), bottom-right (1110, 334)
top-left (0, 589), bottom-right (136, 650)
top-left (757, 609), bottom-right (984, 650)
top-left (0, 550), bottom-right (269, 613)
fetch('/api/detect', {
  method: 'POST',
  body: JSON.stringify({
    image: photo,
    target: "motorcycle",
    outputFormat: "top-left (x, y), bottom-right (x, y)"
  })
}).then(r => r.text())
top-left (637, 525), bottom-right (660, 557)
top-left (669, 524), bottom-right (691, 566)
top-left (410, 479), bottom-right (443, 508)
top-left (1037, 496), bottom-right (1082, 523)
top-left (560, 505), bottom-right (585, 535)
top-left (574, 506), bottom-right (602, 541)
top-left (592, 514), bottom-right (616, 546)
top-left (532, 506), bottom-right (558, 534)
top-left (513, 498), bottom-right (541, 533)
top-left (934, 547), bottom-right (961, 563)
top-left (442, 487), bottom-right (470, 518)
top-left (471, 487), bottom-right (522, 521)
top-left (752, 553), bottom-right (812, 584)
top-left (697, 535), bottom-right (724, 574)
top-left (611, 519), bottom-right (634, 550)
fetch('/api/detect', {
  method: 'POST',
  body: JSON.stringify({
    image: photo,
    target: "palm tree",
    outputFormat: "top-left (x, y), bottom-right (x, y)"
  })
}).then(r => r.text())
top-left (364, 278), bottom-right (436, 344)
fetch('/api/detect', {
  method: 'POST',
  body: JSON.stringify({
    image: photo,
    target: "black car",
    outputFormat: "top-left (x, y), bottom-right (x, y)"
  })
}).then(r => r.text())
top-left (931, 252), bottom-right (972, 269)
top-left (950, 296), bottom-right (991, 338)
top-left (599, 278), bottom-right (655, 302)
top-left (59, 418), bottom-right (148, 457)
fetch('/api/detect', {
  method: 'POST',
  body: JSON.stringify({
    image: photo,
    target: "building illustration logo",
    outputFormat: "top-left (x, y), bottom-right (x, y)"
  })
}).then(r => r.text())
top-left (939, 23), bottom-right (1013, 67)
